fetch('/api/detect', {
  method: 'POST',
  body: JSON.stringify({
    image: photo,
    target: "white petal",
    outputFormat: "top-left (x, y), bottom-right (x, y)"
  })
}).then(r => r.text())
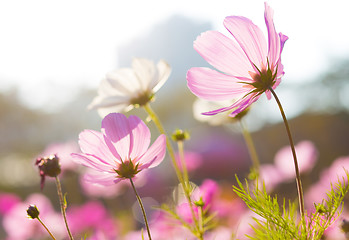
top-left (132, 58), bottom-right (156, 92)
top-left (152, 59), bottom-right (171, 92)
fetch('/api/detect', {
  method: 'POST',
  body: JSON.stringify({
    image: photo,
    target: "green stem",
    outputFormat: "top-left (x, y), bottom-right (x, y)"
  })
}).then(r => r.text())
top-left (239, 120), bottom-right (260, 176)
top-left (129, 178), bottom-right (152, 240)
top-left (143, 103), bottom-right (201, 238)
top-left (177, 140), bottom-right (189, 188)
top-left (55, 177), bottom-right (74, 240)
top-left (268, 88), bottom-right (305, 220)
top-left (37, 217), bottom-right (56, 240)
top-left (143, 104), bottom-right (183, 183)
top-left (198, 206), bottom-right (204, 240)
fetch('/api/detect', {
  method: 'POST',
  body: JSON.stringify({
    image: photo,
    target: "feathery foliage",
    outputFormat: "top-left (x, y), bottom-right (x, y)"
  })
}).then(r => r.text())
top-left (233, 171), bottom-right (349, 240)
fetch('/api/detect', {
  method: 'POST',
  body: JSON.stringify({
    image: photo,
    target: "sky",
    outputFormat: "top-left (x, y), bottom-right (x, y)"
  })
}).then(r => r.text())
top-left (1, 0), bottom-right (349, 110)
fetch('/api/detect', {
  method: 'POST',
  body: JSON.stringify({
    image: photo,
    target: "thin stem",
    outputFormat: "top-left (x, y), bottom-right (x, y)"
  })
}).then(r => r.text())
top-left (37, 217), bottom-right (56, 240)
top-left (198, 206), bottom-right (204, 240)
top-left (268, 88), bottom-right (305, 219)
top-left (55, 176), bottom-right (74, 240)
top-left (143, 103), bottom-right (201, 238)
top-left (177, 140), bottom-right (189, 188)
top-left (143, 104), bottom-right (183, 183)
top-left (129, 178), bottom-right (152, 240)
top-left (239, 120), bottom-right (260, 175)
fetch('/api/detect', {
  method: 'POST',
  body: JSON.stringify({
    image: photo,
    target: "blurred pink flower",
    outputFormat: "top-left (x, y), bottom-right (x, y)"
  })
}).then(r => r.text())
top-left (259, 164), bottom-right (284, 192)
top-left (0, 193), bottom-right (20, 215)
top-left (274, 140), bottom-right (318, 181)
top-left (305, 155), bottom-right (349, 209)
top-left (204, 227), bottom-right (233, 240)
top-left (176, 179), bottom-right (220, 224)
top-left (187, 2), bottom-right (287, 117)
top-left (3, 193), bottom-right (65, 240)
top-left (39, 140), bottom-right (80, 173)
top-left (321, 156), bottom-right (349, 183)
top-left (175, 151), bottom-right (202, 172)
top-left (67, 201), bottom-right (118, 239)
top-left (323, 211), bottom-right (349, 240)
top-left (72, 113), bottom-right (166, 186)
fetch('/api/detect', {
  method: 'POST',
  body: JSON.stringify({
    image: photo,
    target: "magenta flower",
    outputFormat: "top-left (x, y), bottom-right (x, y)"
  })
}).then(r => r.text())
top-left (72, 113), bottom-right (166, 186)
top-left (187, 2), bottom-right (288, 117)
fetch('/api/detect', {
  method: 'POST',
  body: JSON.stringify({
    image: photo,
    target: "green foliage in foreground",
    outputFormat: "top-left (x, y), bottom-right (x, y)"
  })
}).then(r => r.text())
top-left (233, 171), bottom-right (349, 240)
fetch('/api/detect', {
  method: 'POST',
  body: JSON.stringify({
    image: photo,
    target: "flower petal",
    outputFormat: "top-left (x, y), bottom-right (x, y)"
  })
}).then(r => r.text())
top-left (77, 130), bottom-right (118, 165)
top-left (71, 153), bottom-right (112, 172)
top-left (202, 104), bottom-right (237, 116)
top-left (83, 171), bottom-right (122, 186)
top-left (279, 32), bottom-right (288, 53)
top-left (96, 104), bottom-right (130, 118)
top-left (88, 95), bottom-right (130, 110)
top-left (264, 2), bottom-right (284, 67)
top-left (128, 115), bottom-right (151, 159)
top-left (152, 59), bottom-right (171, 92)
top-left (194, 30), bottom-right (252, 78)
top-left (106, 68), bottom-right (142, 95)
top-left (187, 67), bottom-right (250, 101)
top-left (229, 93), bottom-right (260, 117)
top-left (224, 16), bottom-right (267, 68)
top-left (102, 113), bottom-right (131, 160)
top-left (138, 134), bottom-right (166, 169)
top-left (132, 58), bottom-right (155, 92)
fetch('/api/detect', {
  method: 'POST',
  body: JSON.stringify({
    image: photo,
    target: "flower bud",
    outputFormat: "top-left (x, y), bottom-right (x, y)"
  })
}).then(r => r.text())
top-left (194, 197), bottom-right (205, 207)
top-left (27, 205), bottom-right (40, 219)
top-left (35, 154), bottom-right (61, 190)
top-left (171, 129), bottom-right (190, 142)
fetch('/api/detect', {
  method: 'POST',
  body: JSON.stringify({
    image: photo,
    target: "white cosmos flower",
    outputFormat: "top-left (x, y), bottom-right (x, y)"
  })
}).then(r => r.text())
top-left (193, 99), bottom-right (237, 126)
top-left (193, 98), bottom-right (251, 126)
top-left (89, 58), bottom-right (171, 117)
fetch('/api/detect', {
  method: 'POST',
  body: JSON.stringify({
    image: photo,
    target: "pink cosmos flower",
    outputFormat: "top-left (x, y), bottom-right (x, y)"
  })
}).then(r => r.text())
top-left (72, 113), bottom-right (166, 186)
top-left (67, 201), bottom-right (118, 239)
top-left (0, 193), bottom-right (20, 215)
top-left (305, 155), bottom-right (349, 209)
top-left (187, 2), bottom-right (288, 117)
top-left (274, 140), bottom-right (318, 180)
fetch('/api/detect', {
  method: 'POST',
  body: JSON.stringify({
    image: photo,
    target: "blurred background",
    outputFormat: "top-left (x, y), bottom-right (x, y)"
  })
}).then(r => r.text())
top-left (0, 0), bottom-right (349, 239)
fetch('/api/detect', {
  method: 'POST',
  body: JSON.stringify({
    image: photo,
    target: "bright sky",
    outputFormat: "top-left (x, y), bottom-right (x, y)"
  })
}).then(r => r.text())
top-left (1, 0), bottom-right (349, 109)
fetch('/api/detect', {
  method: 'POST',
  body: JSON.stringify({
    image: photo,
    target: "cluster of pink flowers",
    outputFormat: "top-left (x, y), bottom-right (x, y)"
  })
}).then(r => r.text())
top-left (1, 2), bottom-right (348, 240)
top-left (1, 193), bottom-right (118, 240)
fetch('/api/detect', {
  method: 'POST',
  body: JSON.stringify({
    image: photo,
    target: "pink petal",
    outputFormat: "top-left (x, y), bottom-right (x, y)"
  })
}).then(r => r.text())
top-left (279, 33), bottom-right (288, 55)
top-left (202, 104), bottom-right (237, 116)
top-left (194, 31), bottom-right (252, 78)
top-left (71, 153), bottom-right (112, 172)
top-left (83, 171), bottom-right (122, 186)
top-left (102, 113), bottom-right (131, 160)
top-left (78, 130), bottom-right (120, 165)
top-left (187, 67), bottom-right (250, 101)
top-left (264, 2), bottom-right (281, 67)
top-left (128, 115), bottom-right (151, 159)
top-left (228, 93), bottom-right (260, 117)
top-left (224, 16), bottom-right (267, 69)
top-left (138, 134), bottom-right (166, 169)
